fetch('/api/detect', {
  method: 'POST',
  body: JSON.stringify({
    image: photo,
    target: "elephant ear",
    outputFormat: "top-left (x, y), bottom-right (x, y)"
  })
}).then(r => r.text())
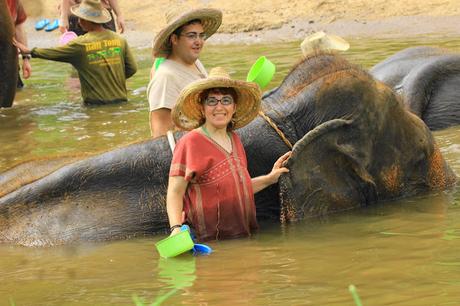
top-left (279, 119), bottom-right (377, 223)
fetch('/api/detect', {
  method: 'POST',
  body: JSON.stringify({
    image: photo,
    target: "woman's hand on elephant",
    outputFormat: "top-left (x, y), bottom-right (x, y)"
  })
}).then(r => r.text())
top-left (267, 151), bottom-right (291, 184)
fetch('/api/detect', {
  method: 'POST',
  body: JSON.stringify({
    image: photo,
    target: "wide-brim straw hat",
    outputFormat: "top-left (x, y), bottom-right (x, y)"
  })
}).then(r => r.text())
top-left (70, 0), bottom-right (111, 24)
top-left (172, 67), bottom-right (262, 131)
top-left (300, 31), bottom-right (350, 56)
top-left (152, 7), bottom-right (222, 57)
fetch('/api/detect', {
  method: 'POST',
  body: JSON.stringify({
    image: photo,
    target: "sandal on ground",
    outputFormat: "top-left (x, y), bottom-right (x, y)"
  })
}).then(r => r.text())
top-left (34, 18), bottom-right (50, 31)
top-left (45, 19), bottom-right (59, 32)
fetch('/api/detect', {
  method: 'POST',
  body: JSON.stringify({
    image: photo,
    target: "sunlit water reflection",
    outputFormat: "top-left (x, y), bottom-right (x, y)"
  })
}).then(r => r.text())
top-left (0, 37), bottom-right (459, 305)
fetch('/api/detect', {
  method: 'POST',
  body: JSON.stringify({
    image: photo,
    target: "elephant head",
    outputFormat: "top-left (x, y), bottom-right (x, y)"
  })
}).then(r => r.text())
top-left (260, 53), bottom-right (458, 222)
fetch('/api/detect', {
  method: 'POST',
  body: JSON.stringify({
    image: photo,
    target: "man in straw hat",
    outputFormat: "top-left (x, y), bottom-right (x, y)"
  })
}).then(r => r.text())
top-left (147, 6), bottom-right (222, 138)
top-left (14, 0), bottom-right (137, 105)
top-left (166, 67), bottom-right (291, 240)
top-left (300, 31), bottom-right (350, 57)
top-left (58, 0), bottom-right (125, 35)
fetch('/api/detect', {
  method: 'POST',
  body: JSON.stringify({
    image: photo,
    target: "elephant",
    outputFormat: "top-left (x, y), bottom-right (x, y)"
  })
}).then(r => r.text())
top-left (0, 52), bottom-right (456, 246)
top-left (0, 0), bottom-right (19, 107)
top-left (370, 46), bottom-right (460, 130)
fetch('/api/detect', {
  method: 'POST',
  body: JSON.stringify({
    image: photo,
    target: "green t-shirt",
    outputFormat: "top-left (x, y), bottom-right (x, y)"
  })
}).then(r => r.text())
top-left (31, 30), bottom-right (137, 104)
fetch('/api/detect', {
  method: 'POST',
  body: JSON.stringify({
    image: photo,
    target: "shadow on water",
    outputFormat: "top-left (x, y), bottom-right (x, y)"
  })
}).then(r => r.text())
top-left (1, 36), bottom-right (460, 305)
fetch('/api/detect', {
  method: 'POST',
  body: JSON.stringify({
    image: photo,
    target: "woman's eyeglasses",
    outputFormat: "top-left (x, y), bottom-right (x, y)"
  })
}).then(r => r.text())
top-left (204, 96), bottom-right (234, 106)
top-left (180, 32), bottom-right (207, 41)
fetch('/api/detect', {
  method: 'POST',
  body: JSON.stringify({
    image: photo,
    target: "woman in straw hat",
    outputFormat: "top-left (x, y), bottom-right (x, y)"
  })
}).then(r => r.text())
top-left (167, 67), bottom-right (291, 241)
top-left (147, 6), bottom-right (222, 139)
top-left (14, 0), bottom-right (137, 105)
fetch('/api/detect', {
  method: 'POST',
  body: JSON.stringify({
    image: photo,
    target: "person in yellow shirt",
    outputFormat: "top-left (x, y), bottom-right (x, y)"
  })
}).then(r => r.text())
top-left (15, 0), bottom-right (136, 105)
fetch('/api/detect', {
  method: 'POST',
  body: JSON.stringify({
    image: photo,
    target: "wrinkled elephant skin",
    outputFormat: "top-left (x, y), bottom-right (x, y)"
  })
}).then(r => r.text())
top-left (0, 53), bottom-right (456, 246)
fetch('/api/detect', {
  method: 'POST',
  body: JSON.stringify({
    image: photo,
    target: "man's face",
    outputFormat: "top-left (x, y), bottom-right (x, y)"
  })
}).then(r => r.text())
top-left (170, 22), bottom-right (205, 64)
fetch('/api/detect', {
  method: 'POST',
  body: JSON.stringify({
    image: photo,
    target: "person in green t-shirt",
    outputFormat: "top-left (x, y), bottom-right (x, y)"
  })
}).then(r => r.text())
top-left (14, 0), bottom-right (137, 105)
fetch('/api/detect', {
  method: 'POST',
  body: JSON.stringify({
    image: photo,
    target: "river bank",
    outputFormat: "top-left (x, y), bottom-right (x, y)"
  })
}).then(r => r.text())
top-left (25, 0), bottom-right (460, 48)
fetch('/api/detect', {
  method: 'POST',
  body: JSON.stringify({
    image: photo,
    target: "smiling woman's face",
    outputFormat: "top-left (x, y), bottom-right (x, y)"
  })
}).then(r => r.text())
top-left (201, 91), bottom-right (236, 130)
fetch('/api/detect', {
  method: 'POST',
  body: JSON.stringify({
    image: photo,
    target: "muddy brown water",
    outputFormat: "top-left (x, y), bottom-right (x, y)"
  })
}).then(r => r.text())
top-left (1, 37), bottom-right (460, 305)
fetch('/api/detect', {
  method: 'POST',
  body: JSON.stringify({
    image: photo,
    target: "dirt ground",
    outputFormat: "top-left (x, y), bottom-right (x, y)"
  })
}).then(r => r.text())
top-left (27, 0), bottom-right (460, 47)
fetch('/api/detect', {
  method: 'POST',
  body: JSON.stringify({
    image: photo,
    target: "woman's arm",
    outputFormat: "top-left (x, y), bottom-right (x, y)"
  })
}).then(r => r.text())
top-left (166, 176), bottom-right (189, 235)
top-left (251, 151), bottom-right (291, 193)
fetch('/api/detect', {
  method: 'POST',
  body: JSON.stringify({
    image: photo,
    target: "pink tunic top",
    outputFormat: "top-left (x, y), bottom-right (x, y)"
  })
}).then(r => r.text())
top-left (169, 130), bottom-right (258, 241)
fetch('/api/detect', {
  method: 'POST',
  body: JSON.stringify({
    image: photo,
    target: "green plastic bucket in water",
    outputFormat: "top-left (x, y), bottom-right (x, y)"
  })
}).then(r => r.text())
top-left (155, 229), bottom-right (194, 258)
top-left (246, 56), bottom-right (276, 89)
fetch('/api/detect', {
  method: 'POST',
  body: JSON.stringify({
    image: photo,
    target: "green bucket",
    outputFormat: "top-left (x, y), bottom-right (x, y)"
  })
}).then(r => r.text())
top-left (246, 56), bottom-right (276, 89)
top-left (155, 229), bottom-right (194, 258)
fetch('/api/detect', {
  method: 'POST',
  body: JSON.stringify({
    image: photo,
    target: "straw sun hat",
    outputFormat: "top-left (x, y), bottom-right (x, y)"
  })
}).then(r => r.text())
top-left (300, 31), bottom-right (350, 56)
top-left (172, 67), bottom-right (262, 131)
top-left (70, 0), bottom-right (111, 24)
top-left (152, 6), bottom-right (222, 57)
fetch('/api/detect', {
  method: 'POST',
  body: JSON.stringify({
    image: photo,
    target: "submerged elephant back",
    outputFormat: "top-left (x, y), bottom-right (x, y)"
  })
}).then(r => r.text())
top-left (0, 0), bottom-right (18, 107)
top-left (401, 54), bottom-right (460, 130)
top-left (371, 46), bottom-right (460, 131)
top-left (0, 138), bottom-right (175, 246)
top-left (370, 46), bottom-right (448, 88)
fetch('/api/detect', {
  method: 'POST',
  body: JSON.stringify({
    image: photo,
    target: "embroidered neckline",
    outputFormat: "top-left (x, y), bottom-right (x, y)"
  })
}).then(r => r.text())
top-left (200, 126), bottom-right (233, 154)
top-left (197, 127), bottom-right (235, 156)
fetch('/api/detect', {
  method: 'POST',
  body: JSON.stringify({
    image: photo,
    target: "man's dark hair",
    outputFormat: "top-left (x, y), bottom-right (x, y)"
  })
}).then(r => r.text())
top-left (172, 19), bottom-right (202, 36)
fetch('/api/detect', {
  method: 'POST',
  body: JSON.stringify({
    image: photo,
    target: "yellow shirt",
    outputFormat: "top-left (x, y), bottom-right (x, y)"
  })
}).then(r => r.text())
top-left (31, 30), bottom-right (137, 104)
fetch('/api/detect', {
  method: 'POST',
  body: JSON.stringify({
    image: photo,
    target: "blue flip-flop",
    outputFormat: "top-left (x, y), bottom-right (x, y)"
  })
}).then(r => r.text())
top-left (35, 18), bottom-right (50, 31)
top-left (45, 19), bottom-right (59, 32)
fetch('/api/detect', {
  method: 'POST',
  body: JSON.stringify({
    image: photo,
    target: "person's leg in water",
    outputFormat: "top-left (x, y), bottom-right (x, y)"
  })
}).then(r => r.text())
top-left (17, 66), bottom-right (24, 89)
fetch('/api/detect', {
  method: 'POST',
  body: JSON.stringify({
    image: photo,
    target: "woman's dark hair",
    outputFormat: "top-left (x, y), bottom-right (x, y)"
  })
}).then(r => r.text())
top-left (198, 87), bottom-right (239, 131)
top-left (199, 87), bottom-right (238, 104)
